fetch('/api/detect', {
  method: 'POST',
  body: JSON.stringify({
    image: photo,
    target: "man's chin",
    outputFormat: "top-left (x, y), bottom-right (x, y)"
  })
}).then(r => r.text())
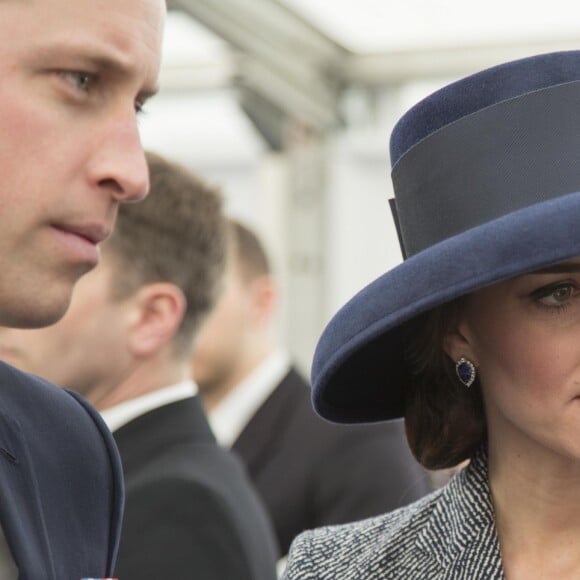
top-left (0, 296), bottom-right (72, 330)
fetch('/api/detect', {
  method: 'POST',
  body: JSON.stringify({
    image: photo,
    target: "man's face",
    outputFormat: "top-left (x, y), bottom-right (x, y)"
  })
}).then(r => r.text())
top-left (0, 252), bottom-right (135, 405)
top-left (192, 259), bottom-right (257, 396)
top-left (0, 0), bottom-right (165, 328)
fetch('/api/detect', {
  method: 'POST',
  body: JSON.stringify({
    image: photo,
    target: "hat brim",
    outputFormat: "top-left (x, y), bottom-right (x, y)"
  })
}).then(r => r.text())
top-left (312, 191), bottom-right (580, 423)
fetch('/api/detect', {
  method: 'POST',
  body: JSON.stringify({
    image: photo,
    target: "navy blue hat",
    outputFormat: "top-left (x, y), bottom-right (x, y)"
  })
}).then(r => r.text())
top-left (312, 50), bottom-right (580, 423)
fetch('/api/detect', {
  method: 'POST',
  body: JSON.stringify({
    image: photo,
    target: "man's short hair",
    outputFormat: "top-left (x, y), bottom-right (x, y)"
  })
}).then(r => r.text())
top-left (106, 151), bottom-right (227, 355)
top-left (229, 219), bottom-right (271, 283)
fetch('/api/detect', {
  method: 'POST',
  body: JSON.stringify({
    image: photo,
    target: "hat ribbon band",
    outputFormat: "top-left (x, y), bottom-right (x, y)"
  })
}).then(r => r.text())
top-left (391, 80), bottom-right (580, 257)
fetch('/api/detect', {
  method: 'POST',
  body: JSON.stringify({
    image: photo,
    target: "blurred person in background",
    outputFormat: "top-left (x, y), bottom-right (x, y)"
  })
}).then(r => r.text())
top-left (192, 218), bottom-right (432, 557)
top-left (0, 0), bottom-right (164, 576)
top-left (0, 153), bottom-right (278, 580)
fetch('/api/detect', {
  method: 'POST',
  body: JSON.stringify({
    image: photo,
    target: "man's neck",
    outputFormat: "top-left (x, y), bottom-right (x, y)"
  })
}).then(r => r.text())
top-left (93, 355), bottom-right (190, 412)
top-left (202, 348), bottom-right (290, 447)
top-left (202, 346), bottom-right (274, 413)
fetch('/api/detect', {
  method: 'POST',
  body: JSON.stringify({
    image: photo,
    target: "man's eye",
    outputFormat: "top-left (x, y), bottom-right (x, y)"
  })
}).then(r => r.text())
top-left (59, 71), bottom-right (94, 93)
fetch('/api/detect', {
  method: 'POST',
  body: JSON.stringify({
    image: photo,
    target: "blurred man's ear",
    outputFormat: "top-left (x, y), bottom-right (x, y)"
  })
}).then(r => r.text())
top-left (250, 275), bottom-right (276, 326)
top-left (128, 283), bottom-right (187, 357)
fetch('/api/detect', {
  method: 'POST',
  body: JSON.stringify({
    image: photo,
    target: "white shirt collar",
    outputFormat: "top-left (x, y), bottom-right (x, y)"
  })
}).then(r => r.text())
top-left (208, 349), bottom-right (291, 447)
top-left (100, 380), bottom-right (198, 433)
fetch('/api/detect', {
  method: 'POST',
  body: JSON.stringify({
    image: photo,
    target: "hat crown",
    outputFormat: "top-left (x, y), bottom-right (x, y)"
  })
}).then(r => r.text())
top-left (388, 50), bottom-right (580, 258)
top-left (390, 50), bottom-right (580, 167)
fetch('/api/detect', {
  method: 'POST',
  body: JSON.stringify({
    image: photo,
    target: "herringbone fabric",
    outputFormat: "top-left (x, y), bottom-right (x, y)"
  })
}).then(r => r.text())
top-left (283, 448), bottom-right (504, 579)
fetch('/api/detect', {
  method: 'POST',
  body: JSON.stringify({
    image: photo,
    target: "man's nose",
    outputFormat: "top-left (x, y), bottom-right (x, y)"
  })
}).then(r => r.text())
top-left (88, 112), bottom-right (150, 202)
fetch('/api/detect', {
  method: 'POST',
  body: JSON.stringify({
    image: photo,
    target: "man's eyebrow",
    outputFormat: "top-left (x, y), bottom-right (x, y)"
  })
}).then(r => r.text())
top-left (137, 87), bottom-right (159, 106)
top-left (33, 43), bottom-right (159, 95)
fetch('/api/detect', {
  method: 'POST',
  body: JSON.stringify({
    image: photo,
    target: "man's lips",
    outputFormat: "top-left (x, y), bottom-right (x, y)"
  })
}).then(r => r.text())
top-left (50, 223), bottom-right (110, 264)
top-left (53, 223), bottom-right (110, 245)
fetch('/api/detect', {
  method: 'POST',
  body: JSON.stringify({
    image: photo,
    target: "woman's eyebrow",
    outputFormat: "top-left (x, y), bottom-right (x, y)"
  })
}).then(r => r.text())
top-left (531, 263), bottom-right (580, 275)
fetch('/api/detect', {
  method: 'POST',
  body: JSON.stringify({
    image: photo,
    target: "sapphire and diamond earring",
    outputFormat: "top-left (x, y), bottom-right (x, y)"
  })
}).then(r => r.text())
top-left (455, 357), bottom-right (476, 388)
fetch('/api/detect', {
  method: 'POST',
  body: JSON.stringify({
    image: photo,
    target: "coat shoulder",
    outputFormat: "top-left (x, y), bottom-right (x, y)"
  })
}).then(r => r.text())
top-left (115, 402), bottom-right (279, 580)
top-left (0, 361), bottom-right (121, 474)
top-left (0, 361), bottom-right (123, 576)
top-left (283, 488), bottom-right (443, 579)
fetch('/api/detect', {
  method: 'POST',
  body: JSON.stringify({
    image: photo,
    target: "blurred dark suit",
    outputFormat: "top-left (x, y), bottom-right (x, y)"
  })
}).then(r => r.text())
top-left (232, 367), bottom-right (432, 555)
top-left (113, 396), bottom-right (278, 580)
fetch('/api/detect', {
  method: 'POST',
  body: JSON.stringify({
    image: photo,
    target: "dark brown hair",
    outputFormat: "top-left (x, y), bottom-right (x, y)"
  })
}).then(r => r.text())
top-left (229, 219), bottom-right (271, 282)
top-left (106, 151), bottom-right (227, 356)
top-left (403, 297), bottom-right (486, 470)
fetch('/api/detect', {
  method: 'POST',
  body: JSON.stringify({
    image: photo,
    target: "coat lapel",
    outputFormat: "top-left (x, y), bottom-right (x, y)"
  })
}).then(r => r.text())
top-left (0, 410), bottom-right (55, 580)
top-left (114, 396), bottom-right (216, 473)
top-left (233, 369), bottom-right (297, 474)
top-left (415, 448), bottom-right (504, 578)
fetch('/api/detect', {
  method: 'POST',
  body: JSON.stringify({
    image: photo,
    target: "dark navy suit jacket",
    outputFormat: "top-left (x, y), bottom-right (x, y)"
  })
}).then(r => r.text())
top-left (0, 361), bottom-right (123, 580)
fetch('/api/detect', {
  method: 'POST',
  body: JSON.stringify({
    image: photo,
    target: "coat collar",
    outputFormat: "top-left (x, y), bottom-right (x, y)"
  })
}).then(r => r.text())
top-left (232, 367), bottom-right (298, 471)
top-left (113, 395), bottom-right (215, 473)
top-left (415, 447), bottom-right (504, 577)
top-left (0, 409), bottom-right (55, 579)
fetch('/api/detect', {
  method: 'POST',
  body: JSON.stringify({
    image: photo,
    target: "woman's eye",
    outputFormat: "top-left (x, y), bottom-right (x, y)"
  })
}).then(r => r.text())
top-left (536, 283), bottom-right (575, 306)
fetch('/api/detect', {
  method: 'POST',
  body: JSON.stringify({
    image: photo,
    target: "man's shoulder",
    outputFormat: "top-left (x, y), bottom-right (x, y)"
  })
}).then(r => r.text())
top-left (0, 358), bottom-right (122, 484)
top-left (0, 362), bottom-right (123, 576)
top-left (128, 425), bottom-right (251, 488)
top-left (283, 489), bottom-right (442, 578)
top-left (0, 359), bottom-right (65, 404)
top-left (117, 400), bottom-right (280, 575)
top-left (116, 396), bottom-right (243, 477)
top-left (0, 360), bottom-right (111, 440)
top-left (118, 398), bottom-right (272, 521)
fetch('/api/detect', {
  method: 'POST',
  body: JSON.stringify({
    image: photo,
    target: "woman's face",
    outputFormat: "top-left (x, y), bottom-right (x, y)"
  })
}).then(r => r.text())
top-left (449, 257), bottom-right (580, 462)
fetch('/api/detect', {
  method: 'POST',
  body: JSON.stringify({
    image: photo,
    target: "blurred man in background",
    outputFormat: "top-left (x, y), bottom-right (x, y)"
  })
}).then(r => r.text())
top-left (192, 219), bottom-right (432, 557)
top-left (0, 154), bottom-right (278, 580)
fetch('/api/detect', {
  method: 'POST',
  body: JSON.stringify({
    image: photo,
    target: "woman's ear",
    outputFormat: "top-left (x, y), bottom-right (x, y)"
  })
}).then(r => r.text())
top-left (443, 317), bottom-right (478, 366)
top-left (128, 283), bottom-right (187, 357)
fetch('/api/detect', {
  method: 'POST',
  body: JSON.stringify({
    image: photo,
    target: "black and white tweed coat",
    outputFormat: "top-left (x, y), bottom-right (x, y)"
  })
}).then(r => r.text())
top-left (283, 449), bottom-right (504, 579)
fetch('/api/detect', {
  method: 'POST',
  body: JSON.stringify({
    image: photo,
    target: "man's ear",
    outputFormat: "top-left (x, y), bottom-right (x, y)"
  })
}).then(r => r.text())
top-left (128, 283), bottom-right (186, 357)
top-left (250, 274), bottom-right (276, 326)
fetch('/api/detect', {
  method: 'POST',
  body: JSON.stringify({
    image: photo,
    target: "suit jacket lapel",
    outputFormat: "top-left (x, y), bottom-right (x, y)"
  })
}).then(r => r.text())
top-left (232, 369), bottom-right (298, 475)
top-left (0, 410), bottom-right (55, 580)
top-left (114, 396), bottom-right (215, 474)
top-left (415, 448), bottom-right (504, 579)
